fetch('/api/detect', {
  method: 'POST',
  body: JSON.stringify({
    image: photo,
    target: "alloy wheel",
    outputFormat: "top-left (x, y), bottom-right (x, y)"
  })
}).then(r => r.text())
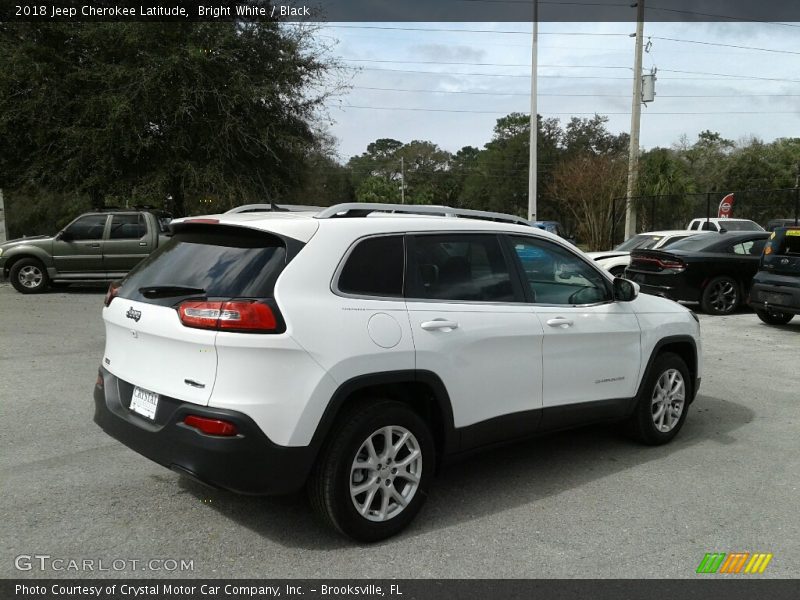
top-left (651, 369), bottom-right (686, 433)
top-left (350, 426), bottom-right (422, 522)
top-left (709, 280), bottom-right (737, 313)
top-left (19, 265), bottom-right (43, 289)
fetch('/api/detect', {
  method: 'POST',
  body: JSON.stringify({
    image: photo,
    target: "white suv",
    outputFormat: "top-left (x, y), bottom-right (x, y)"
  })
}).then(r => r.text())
top-left (94, 203), bottom-right (702, 542)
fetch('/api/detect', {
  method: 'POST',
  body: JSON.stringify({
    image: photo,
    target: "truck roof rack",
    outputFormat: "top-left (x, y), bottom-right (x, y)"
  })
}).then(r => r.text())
top-left (314, 203), bottom-right (530, 226)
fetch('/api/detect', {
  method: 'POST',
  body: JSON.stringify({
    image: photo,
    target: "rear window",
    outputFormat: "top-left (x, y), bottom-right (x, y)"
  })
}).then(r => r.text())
top-left (666, 234), bottom-right (719, 252)
top-left (118, 227), bottom-right (289, 305)
top-left (768, 229), bottom-right (800, 256)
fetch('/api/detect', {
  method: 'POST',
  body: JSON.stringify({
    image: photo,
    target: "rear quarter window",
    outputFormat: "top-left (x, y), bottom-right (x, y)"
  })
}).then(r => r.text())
top-left (337, 236), bottom-right (404, 297)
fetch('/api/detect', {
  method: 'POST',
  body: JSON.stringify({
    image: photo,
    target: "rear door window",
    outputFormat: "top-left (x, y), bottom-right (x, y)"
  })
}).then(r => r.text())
top-left (337, 235), bottom-right (404, 297)
top-left (408, 234), bottom-right (520, 302)
top-left (109, 214), bottom-right (146, 239)
top-left (118, 227), bottom-right (291, 306)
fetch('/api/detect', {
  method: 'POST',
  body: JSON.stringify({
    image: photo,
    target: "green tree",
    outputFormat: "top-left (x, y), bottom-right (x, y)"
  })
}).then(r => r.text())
top-left (355, 175), bottom-right (400, 203)
top-left (682, 130), bottom-right (735, 193)
top-left (0, 18), bottom-right (340, 215)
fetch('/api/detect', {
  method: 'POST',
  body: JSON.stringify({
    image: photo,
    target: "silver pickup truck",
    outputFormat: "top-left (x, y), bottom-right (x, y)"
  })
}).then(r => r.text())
top-left (0, 210), bottom-right (171, 294)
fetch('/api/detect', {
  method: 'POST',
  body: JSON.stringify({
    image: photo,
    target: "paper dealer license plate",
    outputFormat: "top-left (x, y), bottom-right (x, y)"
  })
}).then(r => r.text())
top-left (130, 386), bottom-right (159, 420)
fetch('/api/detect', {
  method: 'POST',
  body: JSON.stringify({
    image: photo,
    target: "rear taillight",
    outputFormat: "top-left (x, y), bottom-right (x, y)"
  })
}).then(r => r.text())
top-left (633, 256), bottom-right (686, 272)
top-left (183, 415), bottom-right (238, 436)
top-left (177, 300), bottom-right (278, 333)
top-left (658, 258), bottom-right (686, 272)
top-left (104, 281), bottom-right (121, 306)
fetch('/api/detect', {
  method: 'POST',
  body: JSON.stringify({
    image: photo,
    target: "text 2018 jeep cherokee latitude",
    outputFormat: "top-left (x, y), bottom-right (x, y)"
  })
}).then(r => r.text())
top-left (94, 204), bottom-right (702, 542)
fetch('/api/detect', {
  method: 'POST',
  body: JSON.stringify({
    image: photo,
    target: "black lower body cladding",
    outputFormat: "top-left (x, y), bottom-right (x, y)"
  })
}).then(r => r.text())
top-left (93, 366), bottom-right (315, 495)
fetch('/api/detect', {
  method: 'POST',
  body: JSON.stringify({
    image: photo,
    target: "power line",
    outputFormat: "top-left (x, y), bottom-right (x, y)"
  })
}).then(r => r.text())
top-left (343, 59), bottom-right (799, 83)
top-left (351, 86), bottom-right (800, 99)
top-left (354, 65), bottom-right (800, 84)
top-left (356, 66), bottom-right (630, 79)
top-left (329, 104), bottom-right (800, 116)
top-left (651, 36), bottom-right (800, 56)
top-left (325, 25), bottom-right (800, 57)
top-left (660, 68), bottom-right (800, 84)
top-left (646, 5), bottom-right (800, 27)
top-left (343, 58), bottom-right (631, 70)
top-left (324, 24), bottom-right (628, 36)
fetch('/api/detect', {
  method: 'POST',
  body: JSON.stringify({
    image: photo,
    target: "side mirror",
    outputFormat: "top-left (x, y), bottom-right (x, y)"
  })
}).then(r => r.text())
top-left (613, 277), bottom-right (639, 302)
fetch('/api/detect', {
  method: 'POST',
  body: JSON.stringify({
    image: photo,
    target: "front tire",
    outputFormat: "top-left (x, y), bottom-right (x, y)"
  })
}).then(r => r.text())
top-left (755, 309), bottom-right (794, 325)
top-left (628, 352), bottom-right (691, 445)
top-left (308, 400), bottom-right (434, 543)
top-left (701, 276), bottom-right (740, 315)
top-left (9, 258), bottom-right (50, 294)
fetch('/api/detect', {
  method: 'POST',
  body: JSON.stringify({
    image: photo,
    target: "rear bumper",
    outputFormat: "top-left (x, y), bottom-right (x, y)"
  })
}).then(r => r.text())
top-left (625, 271), bottom-right (698, 303)
top-left (93, 366), bottom-right (315, 495)
top-left (748, 282), bottom-right (800, 315)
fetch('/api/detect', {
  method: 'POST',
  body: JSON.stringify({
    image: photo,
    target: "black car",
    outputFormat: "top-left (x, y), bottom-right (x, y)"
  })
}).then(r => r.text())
top-left (747, 227), bottom-right (800, 325)
top-left (625, 231), bottom-right (770, 315)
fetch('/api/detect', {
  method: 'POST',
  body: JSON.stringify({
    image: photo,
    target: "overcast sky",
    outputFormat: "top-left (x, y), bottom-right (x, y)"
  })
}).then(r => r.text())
top-left (315, 20), bottom-right (800, 161)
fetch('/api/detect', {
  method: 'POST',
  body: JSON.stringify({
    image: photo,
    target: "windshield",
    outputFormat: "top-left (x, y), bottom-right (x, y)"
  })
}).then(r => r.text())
top-left (614, 234), bottom-right (664, 252)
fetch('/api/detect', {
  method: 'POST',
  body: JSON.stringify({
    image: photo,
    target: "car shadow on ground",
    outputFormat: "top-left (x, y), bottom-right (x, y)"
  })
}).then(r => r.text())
top-left (179, 394), bottom-right (754, 549)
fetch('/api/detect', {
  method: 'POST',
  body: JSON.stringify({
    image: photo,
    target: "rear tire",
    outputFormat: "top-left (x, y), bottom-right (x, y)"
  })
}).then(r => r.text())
top-left (628, 352), bottom-right (691, 446)
top-left (701, 276), bottom-right (739, 315)
top-left (755, 309), bottom-right (794, 325)
top-left (9, 258), bottom-right (50, 294)
top-left (308, 400), bottom-right (434, 543)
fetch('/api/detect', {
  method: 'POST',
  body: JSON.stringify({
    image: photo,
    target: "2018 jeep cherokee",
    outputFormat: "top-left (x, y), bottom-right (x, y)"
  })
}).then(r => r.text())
top-left (94, 203), bottom-right (702, 542)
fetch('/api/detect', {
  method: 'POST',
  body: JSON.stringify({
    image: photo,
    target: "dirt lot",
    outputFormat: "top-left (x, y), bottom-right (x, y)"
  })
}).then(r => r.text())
top-left (1, 282), bottom-right (798, 578)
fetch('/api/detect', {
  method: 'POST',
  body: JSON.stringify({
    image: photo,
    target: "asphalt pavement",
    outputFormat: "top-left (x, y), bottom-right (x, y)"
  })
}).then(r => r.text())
top-left (1, 282), bottom-right (798, 578)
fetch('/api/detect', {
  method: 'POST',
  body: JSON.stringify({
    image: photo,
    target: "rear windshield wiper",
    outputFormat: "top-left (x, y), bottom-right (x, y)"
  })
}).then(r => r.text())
top-left (139, 285), bottom-right (207, 299)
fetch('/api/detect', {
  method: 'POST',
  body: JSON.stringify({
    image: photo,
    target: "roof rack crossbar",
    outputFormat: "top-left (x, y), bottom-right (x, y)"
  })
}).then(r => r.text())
top-left (314, 203), bottom-right (529, 226)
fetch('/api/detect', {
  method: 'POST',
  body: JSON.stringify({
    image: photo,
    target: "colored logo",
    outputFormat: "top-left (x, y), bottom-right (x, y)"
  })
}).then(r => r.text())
top-left (696, 552), bottom-right (773, 574)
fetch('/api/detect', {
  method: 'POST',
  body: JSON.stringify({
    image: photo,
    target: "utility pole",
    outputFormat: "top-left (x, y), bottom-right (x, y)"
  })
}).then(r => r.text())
top-left (794, 162), bottom-right (799, 225)
top-left (0, 188), bottom-right (6, 243)
top-left (400, 157), bottom-right (405, 204)
top-left (527, 0), bottom-right (539, 222)
top-left (624, 0), bottom-right (645, 240)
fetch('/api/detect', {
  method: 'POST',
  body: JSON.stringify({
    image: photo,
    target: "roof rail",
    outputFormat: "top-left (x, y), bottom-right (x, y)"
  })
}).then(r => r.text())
top-left (314, 203), bottom-right (530, 226)
top-left (225, 203), bottom-right (325, 214)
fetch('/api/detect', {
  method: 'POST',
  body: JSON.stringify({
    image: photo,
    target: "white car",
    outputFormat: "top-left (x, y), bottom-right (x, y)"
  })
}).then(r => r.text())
top-left (94, 203), bottom-right (702, 542)
top-left (587, 230), bottom-right (698, 277)
top-left (687, 218), bottom-right (764, 232)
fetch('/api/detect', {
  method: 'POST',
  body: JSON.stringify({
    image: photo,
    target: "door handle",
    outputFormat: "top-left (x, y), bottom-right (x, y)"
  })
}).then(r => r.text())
top-left (85, 243), bottom-right (100, 248)
top-left (138, 242), bottom-right (147, 246)
top-left (421, 319), bottom-right (459, 332)
top-left (546, 317), bottom-right (573, 328)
